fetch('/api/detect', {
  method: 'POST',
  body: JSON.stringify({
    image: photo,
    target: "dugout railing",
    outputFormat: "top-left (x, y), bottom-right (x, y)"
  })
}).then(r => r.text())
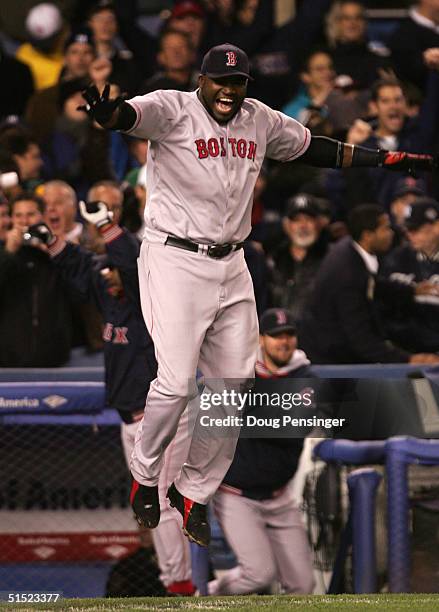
top-left (314, 437), bottom-right (439, 594)
top-left (1, 364), bottom-right (439, 597)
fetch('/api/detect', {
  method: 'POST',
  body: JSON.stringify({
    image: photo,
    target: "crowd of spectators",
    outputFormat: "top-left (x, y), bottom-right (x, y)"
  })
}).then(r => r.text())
top-left (2, 0), bottom-right (439, 368)
top-left (2, 0), bottom-right (439, 598)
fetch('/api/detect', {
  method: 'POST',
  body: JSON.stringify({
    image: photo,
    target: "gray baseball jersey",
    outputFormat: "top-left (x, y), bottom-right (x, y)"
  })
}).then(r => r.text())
top-left (125, 90), bottom-right (311, 244)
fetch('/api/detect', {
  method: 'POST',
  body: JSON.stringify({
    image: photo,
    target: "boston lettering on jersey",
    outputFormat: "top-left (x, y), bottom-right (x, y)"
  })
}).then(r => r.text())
top-left (195, 137), bottom-right (257, 161)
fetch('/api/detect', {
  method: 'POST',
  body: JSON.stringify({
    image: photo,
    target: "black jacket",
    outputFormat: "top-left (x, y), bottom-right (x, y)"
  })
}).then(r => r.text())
top-left (223, 351), bottom-right (312, 497)
top-left (243, 241), bottom-right (270, 316)
top-left (0, 46), bottom-right (34, 120)
top-left (331, 40), bottom-right (391, 90)
top-left (298, 237), bottom-right (410, 364)
top-left (107, 48), bottom-right (143, 98)
top-left (140, 71), bottom-right (198, 95)
top-left (389, 16), bottom-right (439, 91)
top-left (269, 234), bottom-right (328, 323)
top-left (0, 243), bottom-right (73, 367)
top-left (335, 124), bottom-right (426, 214)
top-left (380, 245), bottom-right (439, 353)
top-left (52, 227), bottom-right (156, 422)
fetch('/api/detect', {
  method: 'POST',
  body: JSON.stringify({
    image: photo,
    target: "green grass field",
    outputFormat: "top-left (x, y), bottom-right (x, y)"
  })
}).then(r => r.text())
top-left (4, 594), bottom-right (439, 612)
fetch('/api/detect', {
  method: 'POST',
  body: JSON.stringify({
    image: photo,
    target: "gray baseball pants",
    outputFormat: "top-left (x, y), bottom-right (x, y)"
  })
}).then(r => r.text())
top-left (209, 487), bottom-right (315, 594)
top-left (130, 240), bottom-right (259, 504)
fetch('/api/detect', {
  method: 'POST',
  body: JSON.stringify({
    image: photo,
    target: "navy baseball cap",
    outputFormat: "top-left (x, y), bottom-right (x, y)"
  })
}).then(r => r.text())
top-left (87, 0), bottom-right (115, 18)
top-left (201, 43), bottom-right (253, 80)
top-left (260, 308), bottom-right (296, 336)
top-left (286, 193), bottom-right (319, 220)
top-left (393, 177), bottom-right (426, 201)
top-left (404, 198), bottom-right (439, 230)
top-left (64, 27), bottom-right (95, 52)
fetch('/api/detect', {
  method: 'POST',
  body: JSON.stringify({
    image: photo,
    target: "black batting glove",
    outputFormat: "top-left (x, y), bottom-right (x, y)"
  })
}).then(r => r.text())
top-left (380, 150), bottom-right (437, 175)
top-left (78, 83), bottom-right (126, 127)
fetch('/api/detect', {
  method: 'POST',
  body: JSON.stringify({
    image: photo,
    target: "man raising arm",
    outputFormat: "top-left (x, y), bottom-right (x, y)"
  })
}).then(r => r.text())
top-left (78, 44), bottom-right (438, 548)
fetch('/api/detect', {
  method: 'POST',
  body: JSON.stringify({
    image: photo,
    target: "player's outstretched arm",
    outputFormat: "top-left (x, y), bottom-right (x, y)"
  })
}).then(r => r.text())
top-left (299, 135), bottom-right (437, 173)
top-left (78, 83), bottom-right (137, 131)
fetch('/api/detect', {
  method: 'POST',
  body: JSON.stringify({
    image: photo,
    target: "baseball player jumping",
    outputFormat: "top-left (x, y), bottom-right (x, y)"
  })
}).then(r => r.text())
top-left (80, 43), bottom-right (438, 547)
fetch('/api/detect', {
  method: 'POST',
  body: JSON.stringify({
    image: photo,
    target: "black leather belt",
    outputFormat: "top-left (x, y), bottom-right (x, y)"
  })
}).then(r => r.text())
top-left (165, 235), bottom-right (244, 259)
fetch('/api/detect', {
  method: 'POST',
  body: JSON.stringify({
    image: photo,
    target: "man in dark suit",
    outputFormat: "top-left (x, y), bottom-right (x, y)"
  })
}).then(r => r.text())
top-left (298, 204), bottom-right (439, 365)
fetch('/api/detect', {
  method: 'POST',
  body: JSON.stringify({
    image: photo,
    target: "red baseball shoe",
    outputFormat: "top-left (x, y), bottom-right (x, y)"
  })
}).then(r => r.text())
top-left (166, 580), bottom-right (196, 596)
top-left (167, 483), bottom-right (210, 547)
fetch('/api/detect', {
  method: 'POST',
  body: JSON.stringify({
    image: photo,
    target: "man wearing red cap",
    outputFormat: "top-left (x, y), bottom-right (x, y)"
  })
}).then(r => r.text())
top-left (169, 1), bottom-right (205, 51)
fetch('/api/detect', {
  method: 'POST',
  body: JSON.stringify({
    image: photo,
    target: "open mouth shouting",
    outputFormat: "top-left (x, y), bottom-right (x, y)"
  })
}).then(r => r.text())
top-left (384, 110), bottom-right (404, 132)
top-left (215, 95), bottom-right (236, 117)
top-left (46, 214), bottom-right (63, 234)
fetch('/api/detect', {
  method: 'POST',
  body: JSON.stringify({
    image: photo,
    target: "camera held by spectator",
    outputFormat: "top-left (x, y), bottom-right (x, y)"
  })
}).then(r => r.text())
top-left (22, 222), bottom-right (54, 248)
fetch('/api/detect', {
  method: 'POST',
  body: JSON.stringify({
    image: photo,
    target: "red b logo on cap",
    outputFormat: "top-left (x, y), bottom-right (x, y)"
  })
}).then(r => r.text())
top-left (226, 51), bottom-right (237, 66)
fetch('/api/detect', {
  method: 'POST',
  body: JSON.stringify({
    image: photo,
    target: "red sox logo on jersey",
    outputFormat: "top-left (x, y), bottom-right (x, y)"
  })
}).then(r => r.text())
top-left (195, 137), bottom-right (257, 161)
top-left (226, 51), bottom-right (237, 66)
top-left (103, 323), bottom-right (129, 344)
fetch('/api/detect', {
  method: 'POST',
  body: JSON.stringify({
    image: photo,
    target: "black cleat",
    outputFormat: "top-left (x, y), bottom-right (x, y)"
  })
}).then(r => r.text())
top-left (130, 480), bottom-right (160, 528)
top-left (167, 483), bottom-right (210, 547)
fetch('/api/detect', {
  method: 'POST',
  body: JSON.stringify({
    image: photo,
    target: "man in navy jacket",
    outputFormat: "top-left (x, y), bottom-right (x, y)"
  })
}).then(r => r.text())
top-left (381, 198), bottom-right (439, 353)
top-left (209, 308), bottom-right (314, 595)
